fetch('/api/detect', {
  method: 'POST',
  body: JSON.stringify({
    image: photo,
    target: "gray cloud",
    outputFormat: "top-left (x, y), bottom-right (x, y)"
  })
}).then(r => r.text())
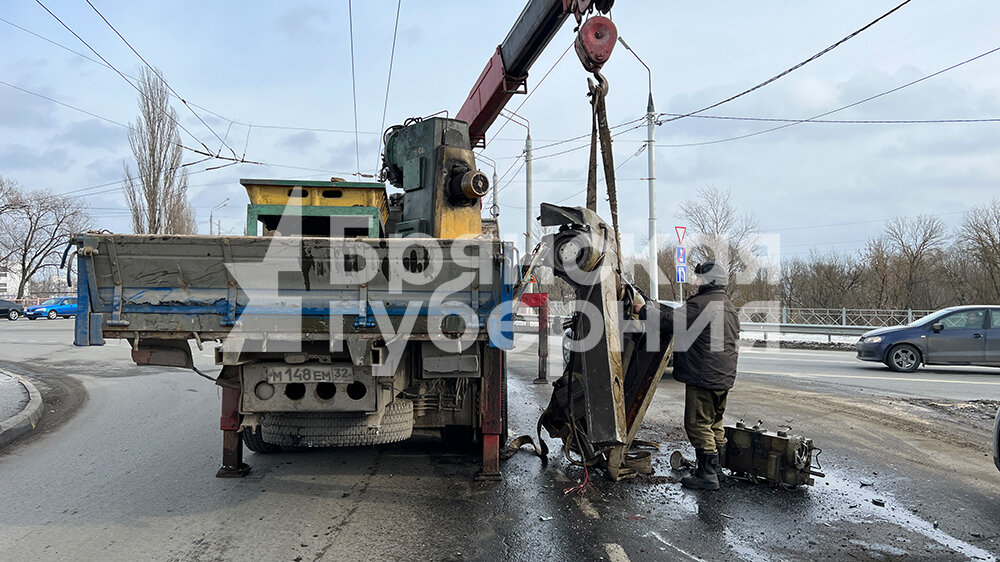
top-left (0, 144), bottom-right (72, 172)
top-left (0, 87), bottom-right (56, 129)
top-left (279, 131), bottom-right (320, 152)
top-left (49, 119), bottom-right (126, 151)
top-left (85, 157), bottom-right (126, 181)
top-left (278, 5), bottom-right (331, 41)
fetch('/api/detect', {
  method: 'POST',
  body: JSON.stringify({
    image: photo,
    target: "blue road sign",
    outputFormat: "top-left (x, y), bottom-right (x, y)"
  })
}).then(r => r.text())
top-left (676, 265), bottom-right (687, 283)
top-left (676, 246), bottom-right (686, 265)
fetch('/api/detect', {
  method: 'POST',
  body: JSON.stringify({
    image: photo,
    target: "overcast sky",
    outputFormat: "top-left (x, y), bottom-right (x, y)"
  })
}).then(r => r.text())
top-left (2, 1), bottom-right (999, 263)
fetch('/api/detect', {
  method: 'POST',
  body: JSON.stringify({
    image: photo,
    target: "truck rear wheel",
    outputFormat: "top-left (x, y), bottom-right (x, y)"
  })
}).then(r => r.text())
top-left (261, 399), bottom-right (413, 448)
top-left (242, 425), bottom-right (280, 454)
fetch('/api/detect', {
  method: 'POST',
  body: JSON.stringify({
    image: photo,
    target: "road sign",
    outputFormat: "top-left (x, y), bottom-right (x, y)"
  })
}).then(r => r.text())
top-left (676, 246), bottom-right (686, 265)
top-left (676, 265), bottom-right (687, 283)
top-left (675, 226), bottom-right (686, 246)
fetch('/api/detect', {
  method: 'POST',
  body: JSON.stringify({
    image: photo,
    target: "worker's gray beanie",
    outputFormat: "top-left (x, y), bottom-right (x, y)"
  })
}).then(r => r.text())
top-left (694, 261), bottom-right (727, 287)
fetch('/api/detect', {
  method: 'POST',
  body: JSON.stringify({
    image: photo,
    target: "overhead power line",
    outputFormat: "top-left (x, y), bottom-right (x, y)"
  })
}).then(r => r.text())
top-left (661, 113), bottom-right (1000, 125)
top-left (0, 79), bottom-right (127, 128)
top-left (347, 0), bottom-right (361, 176)
top-left (661, 0), bottom-right (914, 124)
top-left (1, 15), bottom-right (383, 138)
top-left (84, 0), bottom-right (240, 160)
top-left (658, 44), bottom-right (1000, 148)
top-left (375, 0), bottom-right (403, 172)
top-left (0, 77), bottom-right (356, 196)
top-left (487, 42), bottom-right (573, 148)
top-left (32, 0), bottom-right (218, 156)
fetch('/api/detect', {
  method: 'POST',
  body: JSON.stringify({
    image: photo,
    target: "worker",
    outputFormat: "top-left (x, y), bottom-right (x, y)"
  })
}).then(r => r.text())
top-left (636, 260), bottom-right (740, 490)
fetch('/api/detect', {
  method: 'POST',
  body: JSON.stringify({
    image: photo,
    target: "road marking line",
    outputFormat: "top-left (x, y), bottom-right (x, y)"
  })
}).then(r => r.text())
top-left (741, 349), bottom-right (855, 358)
top-left (646, 531), bottom-right (706, 562)
top-left (743, 355), bottom-right (857, 365)
top-left (574, 496), bottom-right (600, 519)
top-left (603, 543), bottom-right (630, 562)
top-left (741, 369), bottom-right (1000, 386)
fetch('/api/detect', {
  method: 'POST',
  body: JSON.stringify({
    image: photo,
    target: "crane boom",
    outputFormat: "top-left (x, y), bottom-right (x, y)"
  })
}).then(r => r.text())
top-left (457, 0), bottom-right (613, 147)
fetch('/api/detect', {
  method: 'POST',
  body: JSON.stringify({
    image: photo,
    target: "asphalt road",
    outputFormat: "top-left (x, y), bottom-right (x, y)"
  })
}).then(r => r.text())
top-left (0, 320), bottom-right (997, 561)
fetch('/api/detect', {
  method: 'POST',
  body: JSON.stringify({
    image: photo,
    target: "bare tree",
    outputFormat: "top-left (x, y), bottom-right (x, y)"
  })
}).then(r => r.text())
top-left (883, 215), bottom-right (947, 309)
top-left (0, 189), bottom-right (89, 298)
top-left (0, 176), bottom-right (25, 224)
top-left (860, 237), bottom-right (894, 309)
top-left (123, 67), bottom-right (196, 234)
top-left (677, 185), bottom-right (761, 300)
top-left (957, 199), bottom-right (1000, 302)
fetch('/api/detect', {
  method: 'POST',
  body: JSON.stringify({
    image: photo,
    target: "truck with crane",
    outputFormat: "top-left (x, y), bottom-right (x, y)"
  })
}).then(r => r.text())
top-left (71, 0), bottom-right (824, 488)
top-left (70, 0), bottom-right (632, 480)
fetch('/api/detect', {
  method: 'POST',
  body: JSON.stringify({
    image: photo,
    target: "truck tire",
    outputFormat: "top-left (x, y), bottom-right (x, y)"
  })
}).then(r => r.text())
top-left (242, 425), bottom-right (280, 454)
top-left (261, 399), bottom-right (414, 448)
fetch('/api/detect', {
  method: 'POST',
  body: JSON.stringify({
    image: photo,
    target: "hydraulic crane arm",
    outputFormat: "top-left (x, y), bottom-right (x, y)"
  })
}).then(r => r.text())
top-left (457, 0), bottom-right (614, 147)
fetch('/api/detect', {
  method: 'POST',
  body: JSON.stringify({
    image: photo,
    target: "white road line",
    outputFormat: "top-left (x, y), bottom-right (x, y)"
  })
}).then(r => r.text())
top-left (646, 531), bottom-right (706, 562)
top-left (574, 496), bottom-right (600, 519)
top-left (741, 369), bottom-right (1000, 386)
top-left (742, 355), bottom-right (858, 365)
top-left (740, 348), bottom-right (855, 359)
top-left (603, 543), bottom-right (630, 562)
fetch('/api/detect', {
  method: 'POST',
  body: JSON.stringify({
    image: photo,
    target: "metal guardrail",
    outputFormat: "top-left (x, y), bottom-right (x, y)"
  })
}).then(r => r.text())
top-left (740, 307), bottom-right (932, 328)
top-left (741, 322), bottom-right (871, 339)
top-left (524, 303), bottom-right (931, 329)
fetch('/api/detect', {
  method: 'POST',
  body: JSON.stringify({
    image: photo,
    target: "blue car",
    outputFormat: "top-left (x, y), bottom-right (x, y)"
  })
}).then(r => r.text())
top-left (25, 297), bottom-right (78, 320)
top-left (856, 305), bottom-right (1000, 372)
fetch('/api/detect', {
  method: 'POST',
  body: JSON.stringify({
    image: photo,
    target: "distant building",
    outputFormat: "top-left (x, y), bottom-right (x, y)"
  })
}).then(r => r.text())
top-left (0, 261), bottom-right (20, 298)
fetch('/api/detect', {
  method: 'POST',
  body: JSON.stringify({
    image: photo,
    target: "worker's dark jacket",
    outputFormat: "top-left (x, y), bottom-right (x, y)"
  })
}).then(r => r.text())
top-left (645, 285), bottom-right (740, 390)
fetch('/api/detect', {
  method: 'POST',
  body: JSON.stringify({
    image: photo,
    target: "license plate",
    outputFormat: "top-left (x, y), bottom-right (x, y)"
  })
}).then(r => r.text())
top-left (265, 366), bottom-right (353, 384)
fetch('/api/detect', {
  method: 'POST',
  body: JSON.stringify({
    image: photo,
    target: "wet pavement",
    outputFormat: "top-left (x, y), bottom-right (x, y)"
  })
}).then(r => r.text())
top-left (0, 322), bottom-right (997, 560)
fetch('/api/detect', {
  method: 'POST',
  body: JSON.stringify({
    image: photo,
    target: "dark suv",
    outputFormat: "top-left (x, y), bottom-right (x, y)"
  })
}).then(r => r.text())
top-left (0, 299), bottom-right (24, 321)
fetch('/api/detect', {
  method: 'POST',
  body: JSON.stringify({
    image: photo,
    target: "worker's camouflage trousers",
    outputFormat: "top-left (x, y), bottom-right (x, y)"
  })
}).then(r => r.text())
top-left (684, 386), bottom-right (729, 455)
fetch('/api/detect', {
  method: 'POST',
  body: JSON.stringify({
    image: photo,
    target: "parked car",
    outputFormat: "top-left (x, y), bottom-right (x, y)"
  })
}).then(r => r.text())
top-left (0, 299), bottom-right (24, 321)
top-left (25, 297), bottom-right (78, 320)
top-left (856, 305), bottom-right (1000, 372)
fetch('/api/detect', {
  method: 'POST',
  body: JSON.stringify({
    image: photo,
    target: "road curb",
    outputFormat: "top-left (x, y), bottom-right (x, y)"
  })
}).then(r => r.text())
top-left (0, 369), bottom-right (44, 449)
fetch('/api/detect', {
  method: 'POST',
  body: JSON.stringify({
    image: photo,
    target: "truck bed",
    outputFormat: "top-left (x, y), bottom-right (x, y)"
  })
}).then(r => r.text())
top-left (72, 233), bottom-right (515, 348)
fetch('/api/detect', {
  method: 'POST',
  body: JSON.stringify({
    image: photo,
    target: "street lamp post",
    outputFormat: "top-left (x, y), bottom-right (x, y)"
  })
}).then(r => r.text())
top-left (618, 36), bottom-right (659, 301)
top-left (209, 198), bottom-right (229, 235)
top-left (500, 109), bottom-right (532, 254)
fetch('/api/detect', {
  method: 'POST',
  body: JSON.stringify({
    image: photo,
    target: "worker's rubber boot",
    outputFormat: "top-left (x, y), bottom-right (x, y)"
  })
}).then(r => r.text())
top-left (681, 452), bottom-right (720, 491)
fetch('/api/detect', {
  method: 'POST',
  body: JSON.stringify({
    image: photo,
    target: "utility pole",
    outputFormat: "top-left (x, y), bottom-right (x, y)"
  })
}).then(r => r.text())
top-left (209, 197), bottom-right (229, 236)
top-left (492, 167), bottom-right (500, 219)
top-left (500, 109), bottom-right (531, 253)
top-left (525, 131), bottom-right (533, 253)
top-left (619, 36), bottom-right (658, 300)
top-left (645, 93), bottom-right (657, 301)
